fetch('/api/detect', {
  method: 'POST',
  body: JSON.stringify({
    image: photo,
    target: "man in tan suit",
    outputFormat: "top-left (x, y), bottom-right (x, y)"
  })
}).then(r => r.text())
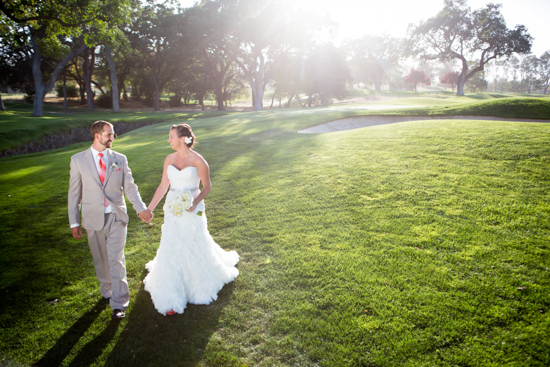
top-left (68, 120), bottom-right (152, 319)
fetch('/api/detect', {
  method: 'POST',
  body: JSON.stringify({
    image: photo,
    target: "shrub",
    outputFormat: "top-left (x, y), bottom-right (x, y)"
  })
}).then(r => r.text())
top-left (142, 96), bottom-right (154, 107)
top-left (169, 95), bottom-right (183, 107)
top-left (95, 93), bottom-right (113, 109)
top-left (55, 83), bottom-right (79, 98)
top-left (23, 94), bottom-right (33, 103)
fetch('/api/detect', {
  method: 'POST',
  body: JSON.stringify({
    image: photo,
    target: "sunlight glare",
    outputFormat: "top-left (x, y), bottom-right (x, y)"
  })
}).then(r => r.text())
top-left (292, 0), bottom-right (436, 42)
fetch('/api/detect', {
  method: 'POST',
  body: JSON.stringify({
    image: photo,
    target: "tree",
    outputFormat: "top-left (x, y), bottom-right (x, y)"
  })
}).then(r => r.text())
top-left (0, 0), bottom-right (131, 116)
top-left (440, 71), bottom-right (459, 91)
top-left (536, 51), bottom-right (550, 95)
top-left (268, 50), bottom-right (303, 108)
top-left (304, 45), bottom-right (350, 106)
top-left (128, 3), bottom-right (191, 111)
top-left (0, 32), bottom-right (34, 110)
top-left (345, 34), bottom-right (402, 91)
top-left (519, 54), bottom-right (537, 94)
top-left (465, 69), bottom-right (487, 92)
top-left (187, 2), bottom-right (236, 111)
top-left (405, 69), bottom-right (430, 91)
top-left (409, 0), bottom-right (532, 96)
top-left (228, 0), bottom-right (281, 111)
top-left (509, 56), bottom-right (520, 92)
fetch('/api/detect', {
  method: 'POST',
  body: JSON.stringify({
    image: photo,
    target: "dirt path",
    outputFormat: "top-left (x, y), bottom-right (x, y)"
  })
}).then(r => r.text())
top-left (298, 115), bottom-right (550, 133)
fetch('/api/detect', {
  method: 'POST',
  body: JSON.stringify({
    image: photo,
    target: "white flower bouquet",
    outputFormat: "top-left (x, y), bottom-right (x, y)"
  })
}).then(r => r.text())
top-left (168, 189), bottom-right (203, 216)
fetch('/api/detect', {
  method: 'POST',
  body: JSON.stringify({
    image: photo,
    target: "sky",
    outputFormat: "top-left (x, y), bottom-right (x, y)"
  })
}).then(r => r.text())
top-left (176, 0), bottom-right (549, 56)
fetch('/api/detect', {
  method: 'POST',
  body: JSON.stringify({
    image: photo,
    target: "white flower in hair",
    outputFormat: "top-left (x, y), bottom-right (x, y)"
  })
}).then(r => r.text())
top-left (184, 136), bottom-right (193, 144)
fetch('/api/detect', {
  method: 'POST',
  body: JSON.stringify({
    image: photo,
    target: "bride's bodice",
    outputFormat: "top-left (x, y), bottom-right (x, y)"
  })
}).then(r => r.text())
top-left (168, 165), bottom-right (200, 191)
top-left (165, 165), bottom-right (204, 214)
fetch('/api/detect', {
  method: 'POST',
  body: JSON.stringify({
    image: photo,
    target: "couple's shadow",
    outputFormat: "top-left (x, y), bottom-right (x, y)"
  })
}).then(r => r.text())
top-left (37, 271), bottom-right (233, 366)
top-left (35, 298), bottom-right (120, 367)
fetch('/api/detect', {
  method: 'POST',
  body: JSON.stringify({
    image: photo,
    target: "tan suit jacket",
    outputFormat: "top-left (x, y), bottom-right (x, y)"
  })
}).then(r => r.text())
top-left (68, 147), bottom-right (147, 231)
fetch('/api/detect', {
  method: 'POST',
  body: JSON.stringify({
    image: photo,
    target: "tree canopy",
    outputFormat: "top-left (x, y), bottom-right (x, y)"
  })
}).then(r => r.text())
top-left (0, 0), bottom-right (131, 116)
top-left (404, 69), bottom-right (430, 91)
top-left (0, 0), bottom-right (546, 117)
top-left (409, 0), bottom-right (532, 96)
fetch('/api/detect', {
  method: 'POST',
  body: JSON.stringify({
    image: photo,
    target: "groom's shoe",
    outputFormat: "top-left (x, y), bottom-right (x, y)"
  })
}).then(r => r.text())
top-left (112, 309), bottom-right (125, 319)
top-left (104, 297), bottom-right (110, 305)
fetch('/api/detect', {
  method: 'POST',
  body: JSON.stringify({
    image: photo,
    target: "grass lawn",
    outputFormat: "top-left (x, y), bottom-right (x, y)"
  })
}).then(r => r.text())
top-left (0, 101), bottom-right (549, 366)
top-left (0, 101), bottom-right (230, 153)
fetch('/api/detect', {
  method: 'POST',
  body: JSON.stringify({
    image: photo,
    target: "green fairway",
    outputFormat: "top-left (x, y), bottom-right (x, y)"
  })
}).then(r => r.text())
top-left (0, 104), bottom-right (549, 366)
top-left (2, 93), bottom-right (549, 156)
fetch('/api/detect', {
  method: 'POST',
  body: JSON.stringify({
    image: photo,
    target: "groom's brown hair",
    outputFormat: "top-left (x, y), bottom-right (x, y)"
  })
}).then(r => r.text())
top-left (91, 120), bottom-right (114, 139)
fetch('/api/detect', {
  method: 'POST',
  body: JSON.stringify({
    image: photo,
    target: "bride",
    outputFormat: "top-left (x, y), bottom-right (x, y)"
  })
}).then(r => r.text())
top-left (143, 123), bottom-right (239, 315)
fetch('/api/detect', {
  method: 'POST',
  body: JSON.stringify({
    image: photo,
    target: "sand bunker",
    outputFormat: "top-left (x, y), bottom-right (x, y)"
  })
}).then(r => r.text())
top-left (298, 115), bottom-right (550, 133)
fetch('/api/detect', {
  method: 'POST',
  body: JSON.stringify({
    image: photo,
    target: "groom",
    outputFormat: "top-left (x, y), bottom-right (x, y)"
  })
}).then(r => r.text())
top-left (68, 120), bottom-right (152, 319)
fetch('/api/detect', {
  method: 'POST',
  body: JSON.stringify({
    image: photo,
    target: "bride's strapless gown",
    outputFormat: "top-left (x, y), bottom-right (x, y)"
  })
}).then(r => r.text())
top-left (143, 165), bottom-right (239, 315)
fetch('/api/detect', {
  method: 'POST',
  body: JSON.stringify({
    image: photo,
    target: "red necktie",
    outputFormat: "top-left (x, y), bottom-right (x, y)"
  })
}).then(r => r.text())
top-left (98, 153), bottom-right (109, 207)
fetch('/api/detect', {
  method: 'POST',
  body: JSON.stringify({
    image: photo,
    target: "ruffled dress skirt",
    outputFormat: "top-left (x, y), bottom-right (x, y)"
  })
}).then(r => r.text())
top-left (143, 190), bottom-right (239, 315)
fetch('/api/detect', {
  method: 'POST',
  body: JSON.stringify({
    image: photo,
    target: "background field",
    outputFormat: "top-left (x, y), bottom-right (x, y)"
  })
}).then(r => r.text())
top-left (0, 96), bottom-right (549, 366)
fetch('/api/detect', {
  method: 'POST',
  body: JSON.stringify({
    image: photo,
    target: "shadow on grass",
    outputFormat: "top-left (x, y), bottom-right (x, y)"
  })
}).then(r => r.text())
top-left (104, 271), bottom-right (235, 366)
top-left (35, 298), bottom-right (114, 367)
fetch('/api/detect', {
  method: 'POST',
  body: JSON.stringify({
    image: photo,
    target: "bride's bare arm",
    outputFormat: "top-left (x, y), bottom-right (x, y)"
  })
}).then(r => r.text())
top-left (147, 156), bottom-right (172, 213)
top-left (188, 156), bottom-right (211, 212)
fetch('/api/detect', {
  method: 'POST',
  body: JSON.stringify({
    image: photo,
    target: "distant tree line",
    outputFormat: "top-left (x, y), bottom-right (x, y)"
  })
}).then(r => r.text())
top-left (0, 0), bottom-right (546, 117)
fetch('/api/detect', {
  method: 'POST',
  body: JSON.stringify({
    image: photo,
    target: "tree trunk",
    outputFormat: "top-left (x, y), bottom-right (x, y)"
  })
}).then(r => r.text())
top-left (68, 58), bottom-right (86, 104)
top-left (216, 83), bottom-right (225, 110)
top-left (33, 85), bottom-right (46, 116)
top-left (251, 79), bottom-right (263, 111)
top-left (63, 68), bottom-right (68, 108)
top-left (152, 72), bottom-right (161, 111)
top-left (105, 45), bottom-right (120, 112)
top-left (198, 93), bottom-right (204, 110)
top-left (270, 90), bottom-right (276, 108)
top-left (0, 94), bottom-right (5, 111)
top-left (456, 57), bottom-right (468, 96)
top-left (120, 74), bottom-right (127, 101)
top-left (234, 51), bottom-right (265, 111)
top-left (30, 36), bottom-right (86, 117)
top-left (31, 36), bottom-right (45, 117)
top-left (374, 75), bottom-right (381, 91)
top-left (200, 73), bottom-right (207, 111)
top-left (78, 80), bottom-right (86, 104)
top-left (286, 94), bottom-right (293, 108)
top-left (248, 78), bottom-right (264, 111)
top-left (296, 94), bottom-right (304, 107)
top-left (83, 47), bottom-right (96, 110)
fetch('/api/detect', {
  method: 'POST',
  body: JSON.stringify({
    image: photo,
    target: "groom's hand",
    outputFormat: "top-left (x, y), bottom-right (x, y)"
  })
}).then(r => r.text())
top-left (138, 210), bottom-right (153, 223)
top-left (71, 226), bottom-right (83, 240)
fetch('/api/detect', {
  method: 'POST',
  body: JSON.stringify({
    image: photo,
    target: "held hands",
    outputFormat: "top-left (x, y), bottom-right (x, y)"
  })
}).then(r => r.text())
top-left (139, 209), bottom-right (154, 223)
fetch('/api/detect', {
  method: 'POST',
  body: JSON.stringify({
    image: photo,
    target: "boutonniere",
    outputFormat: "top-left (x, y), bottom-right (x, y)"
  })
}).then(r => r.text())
top-left (111, 162), bottom-right (120, 172)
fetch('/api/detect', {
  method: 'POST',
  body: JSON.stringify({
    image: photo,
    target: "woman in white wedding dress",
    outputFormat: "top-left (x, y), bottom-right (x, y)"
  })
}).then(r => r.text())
top-left (143, 124), bottom-right (239, 315)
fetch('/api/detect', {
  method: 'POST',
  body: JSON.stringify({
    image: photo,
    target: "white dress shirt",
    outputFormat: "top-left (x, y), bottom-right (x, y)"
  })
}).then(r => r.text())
top-left (70, 146), bottom-right (114, 228)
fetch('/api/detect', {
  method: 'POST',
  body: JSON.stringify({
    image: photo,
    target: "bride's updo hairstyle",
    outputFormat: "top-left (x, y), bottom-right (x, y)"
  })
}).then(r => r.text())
top-left (171, 123), bottom-right (196, 148)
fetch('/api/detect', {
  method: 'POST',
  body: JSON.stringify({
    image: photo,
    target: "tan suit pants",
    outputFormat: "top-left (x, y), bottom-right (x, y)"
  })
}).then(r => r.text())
top-left (85, 213), bottom-right (129, 310)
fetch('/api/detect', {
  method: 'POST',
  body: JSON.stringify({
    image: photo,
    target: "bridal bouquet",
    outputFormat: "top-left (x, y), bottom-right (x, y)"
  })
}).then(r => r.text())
top-left (168, 190), bottom-right (203, 216)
